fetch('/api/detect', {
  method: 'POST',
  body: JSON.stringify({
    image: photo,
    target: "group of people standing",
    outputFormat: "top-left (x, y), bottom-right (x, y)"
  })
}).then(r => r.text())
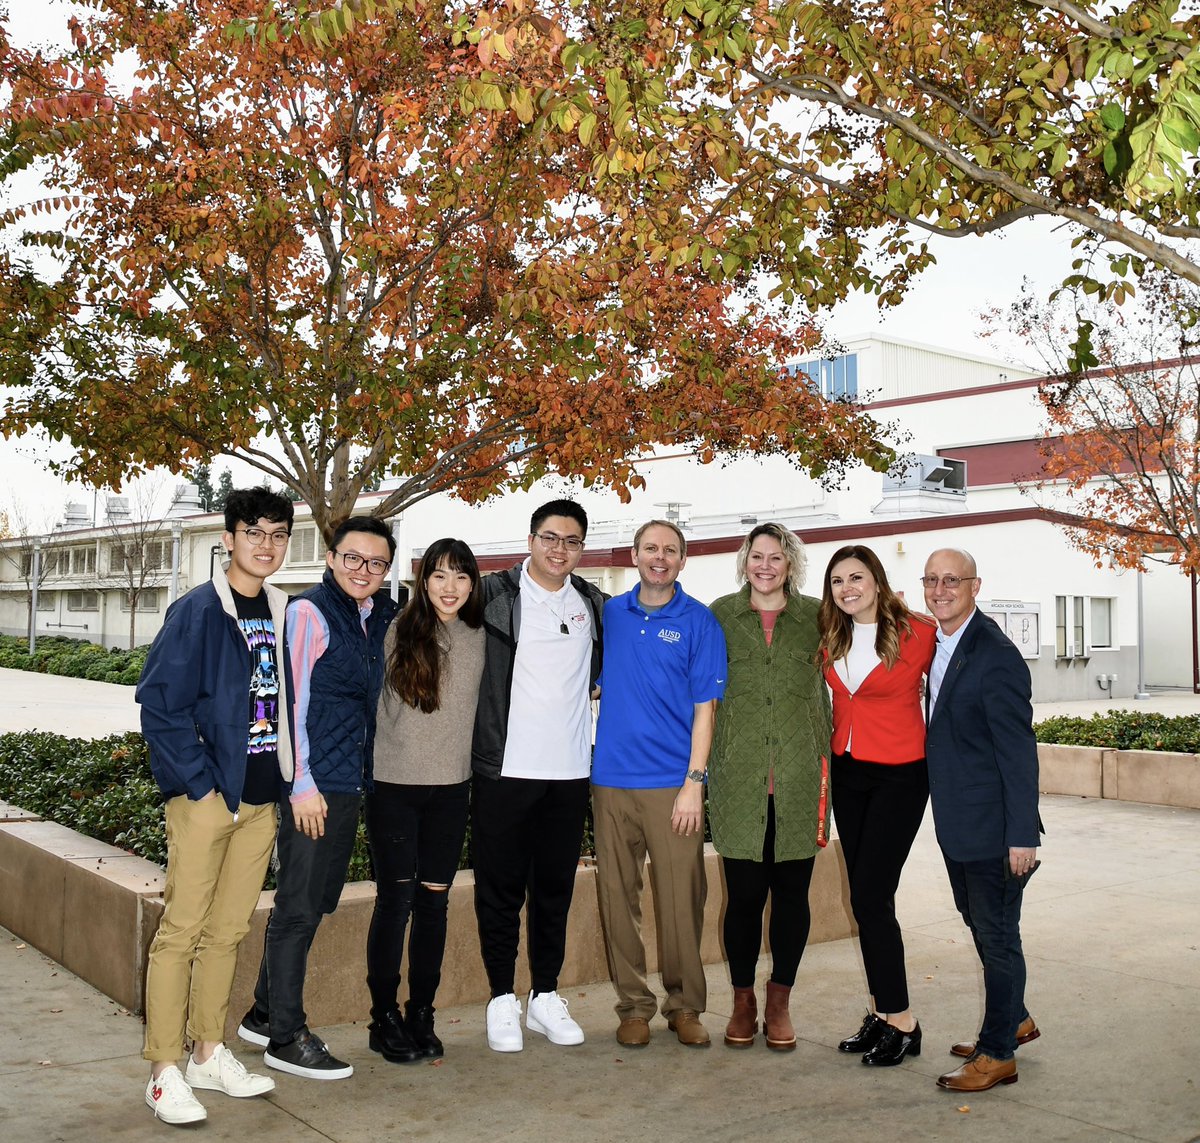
top-left (135, 488), bottom-right (1041, 1127)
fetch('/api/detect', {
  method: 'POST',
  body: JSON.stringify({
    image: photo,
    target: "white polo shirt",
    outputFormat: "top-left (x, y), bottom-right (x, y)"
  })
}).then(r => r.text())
top-left (500, 559), bottom-right (594, 780)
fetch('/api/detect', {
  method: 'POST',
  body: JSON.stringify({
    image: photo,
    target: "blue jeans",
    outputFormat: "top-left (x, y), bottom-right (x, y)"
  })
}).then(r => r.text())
top-left (943, 854), bottom-right (1032, 1060)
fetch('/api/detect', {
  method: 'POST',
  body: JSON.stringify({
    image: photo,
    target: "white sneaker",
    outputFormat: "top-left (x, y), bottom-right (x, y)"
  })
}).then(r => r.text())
top-left (186, 1042), bottom-right (276, 1098)
top-left (145, 1065), bottom-right (207, 1125)
top-left (526, 990), bottom-right (585, 1046)
top-left (486, 993), bottom-right (524, 1053)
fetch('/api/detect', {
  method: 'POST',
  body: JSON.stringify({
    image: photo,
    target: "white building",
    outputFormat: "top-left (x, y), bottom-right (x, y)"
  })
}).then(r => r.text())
top-left (1, 336), bottom-right (1192, 699)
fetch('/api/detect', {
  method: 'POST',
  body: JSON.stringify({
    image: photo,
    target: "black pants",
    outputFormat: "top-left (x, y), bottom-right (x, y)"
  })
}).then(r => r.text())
top-left (252, 791), bottom-right (361, 1044)
top-left (471, 773), bottom-right (590, 996)
top-left (831, 753), bottom-right (928, 1013)
top-left (721, 797), bottom-right (815, 989)
top-left (364, 779), bottom-right (470, 1017)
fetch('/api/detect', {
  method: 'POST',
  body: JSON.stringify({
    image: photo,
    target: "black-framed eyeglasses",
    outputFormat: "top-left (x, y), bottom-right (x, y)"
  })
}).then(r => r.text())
top-left (237, 526), bottom-right (291, 548)
top-left (532, 531), bottom-right (584, 552)
top-left (334, 550), bottom-right (391, 576)
top-left (920, 574), bottom-right (977, 589)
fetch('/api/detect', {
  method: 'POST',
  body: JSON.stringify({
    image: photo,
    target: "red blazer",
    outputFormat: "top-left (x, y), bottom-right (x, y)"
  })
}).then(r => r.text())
top-left (823, 616), bottom-right (937, 764)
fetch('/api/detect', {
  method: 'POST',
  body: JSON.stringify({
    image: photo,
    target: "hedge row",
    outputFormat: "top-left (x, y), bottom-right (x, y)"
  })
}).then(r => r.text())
top-left (1033, 711), bottom-right (1200, 753)
top-left (0, 730), bottom-right (603, 880)
top-left (0, 634), bottom-right (146, 686)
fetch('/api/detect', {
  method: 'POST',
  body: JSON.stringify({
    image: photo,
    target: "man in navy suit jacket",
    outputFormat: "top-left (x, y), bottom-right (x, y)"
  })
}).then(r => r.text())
top-left (923, 549), bottom-right (1041, 1093)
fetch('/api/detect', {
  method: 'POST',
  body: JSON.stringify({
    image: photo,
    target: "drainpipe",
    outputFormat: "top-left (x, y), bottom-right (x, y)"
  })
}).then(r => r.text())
top-left (1135, 564), bottom-right (1150, 699)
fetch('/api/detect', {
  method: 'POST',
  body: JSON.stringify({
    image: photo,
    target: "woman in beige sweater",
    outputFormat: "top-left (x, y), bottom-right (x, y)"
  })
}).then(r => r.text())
top-left (365, 538), bottom-right (485, 1063)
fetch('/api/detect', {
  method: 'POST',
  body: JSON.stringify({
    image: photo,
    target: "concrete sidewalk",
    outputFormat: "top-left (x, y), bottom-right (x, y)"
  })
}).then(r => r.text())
top-left (2, 792), bottom-right (1197, 1143)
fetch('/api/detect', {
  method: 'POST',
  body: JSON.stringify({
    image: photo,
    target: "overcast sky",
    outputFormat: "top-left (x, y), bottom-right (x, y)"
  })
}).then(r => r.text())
top-left (1, 1), bottom-right (1070, 523)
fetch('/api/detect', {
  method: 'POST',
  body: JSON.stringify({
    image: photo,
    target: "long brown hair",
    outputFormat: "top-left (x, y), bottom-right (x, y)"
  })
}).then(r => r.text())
top-left (817, 545), bottom-right (930, 669)
top-left (387, 538), bottom-right (482, 712)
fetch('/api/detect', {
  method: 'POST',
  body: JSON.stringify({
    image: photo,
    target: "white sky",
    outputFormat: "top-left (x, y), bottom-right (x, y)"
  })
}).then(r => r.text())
top-left (0, 1), bottom-right (1071, 524)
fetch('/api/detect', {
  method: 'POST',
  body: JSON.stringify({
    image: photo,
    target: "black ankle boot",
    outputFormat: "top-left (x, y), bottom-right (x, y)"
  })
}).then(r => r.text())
top-left (838, 1012), bottom-right (886, 1053)
top-left (368, 1008), bottom-right (422, 1063)
top-left (405, 1001), bottom-right (444, 1058)
top-left (862, 1020), bottom-right (922, 1066)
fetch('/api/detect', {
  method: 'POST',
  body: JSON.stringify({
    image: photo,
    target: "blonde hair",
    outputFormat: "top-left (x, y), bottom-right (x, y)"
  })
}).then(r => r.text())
top-left (734, 523), bottom-right (807, 595)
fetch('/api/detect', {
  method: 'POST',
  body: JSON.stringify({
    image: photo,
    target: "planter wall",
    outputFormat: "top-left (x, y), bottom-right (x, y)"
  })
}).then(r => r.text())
top-left (0, 799), bottom-right (855, 1035)
top-left (1038, 743), bottom-right (1200, 810)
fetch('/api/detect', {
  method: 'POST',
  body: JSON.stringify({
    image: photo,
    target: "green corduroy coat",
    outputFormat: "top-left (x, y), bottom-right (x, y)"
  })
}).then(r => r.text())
top-left (708, 586), bottom-right (832, 862)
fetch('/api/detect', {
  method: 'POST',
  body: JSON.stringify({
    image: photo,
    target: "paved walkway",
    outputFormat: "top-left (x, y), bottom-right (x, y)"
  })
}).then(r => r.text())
top-left (1, 671), bottom-right (1198, 1141)
top-left (2, 793), bottom-right (1198, 1142)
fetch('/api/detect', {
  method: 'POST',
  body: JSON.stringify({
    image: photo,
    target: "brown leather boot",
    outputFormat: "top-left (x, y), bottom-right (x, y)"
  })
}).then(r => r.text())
top-left (723, 987), bottom-right (757, 1048)
top-left (763, 981), bottom-right (796, 1051)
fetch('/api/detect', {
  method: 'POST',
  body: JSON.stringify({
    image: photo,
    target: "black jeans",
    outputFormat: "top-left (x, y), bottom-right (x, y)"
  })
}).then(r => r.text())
top-left (944, 854), bottom-right (1032, 1061)
top-left (364, 779), bottom-right (470, 1016)
top-left (721, 797), bottom-right (815, 989)
top-left (471, 773), bottom-right (590, 996)
top-left (252, 791), bottom-right (361, 1044)
top-left (831, 753), bottom-right (929, 1012)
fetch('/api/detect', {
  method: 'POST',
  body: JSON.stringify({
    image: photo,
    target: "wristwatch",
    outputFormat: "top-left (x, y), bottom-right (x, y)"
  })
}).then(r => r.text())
top-left (686, 769), bottom-right (707, 784)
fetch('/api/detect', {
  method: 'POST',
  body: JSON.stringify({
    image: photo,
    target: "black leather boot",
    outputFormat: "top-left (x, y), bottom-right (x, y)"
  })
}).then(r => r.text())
top-left (368, 1008), bottom-right (423, 1063)
top-left (405, 1001), bottom-right (444, 1058)
top-left (838, 1012), bottom-right (886, 1053)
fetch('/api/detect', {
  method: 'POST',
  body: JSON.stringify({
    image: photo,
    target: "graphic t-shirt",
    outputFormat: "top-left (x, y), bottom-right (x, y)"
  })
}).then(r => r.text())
top-left (232, 588), bottom-right (281, 805)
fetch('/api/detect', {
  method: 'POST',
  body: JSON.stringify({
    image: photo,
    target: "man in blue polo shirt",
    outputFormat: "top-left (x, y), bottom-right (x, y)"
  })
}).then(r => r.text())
top-left (592, 519), bottom-right (727, 1048)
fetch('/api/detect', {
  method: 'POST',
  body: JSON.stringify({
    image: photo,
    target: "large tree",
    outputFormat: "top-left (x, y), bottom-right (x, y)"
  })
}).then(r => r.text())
top-left (0, 0), bottom-right (893, 543)
top-left (450, 0), bottom-right (1198, 366)
top-left (994, 278), bottom-right (1200, 572)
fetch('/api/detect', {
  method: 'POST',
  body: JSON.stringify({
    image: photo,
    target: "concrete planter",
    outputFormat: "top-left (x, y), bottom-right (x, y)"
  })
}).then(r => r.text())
top-left (0, 799), bottom-right (855, 1035)
top-left (1038, 743), bottom-right (1200, 809)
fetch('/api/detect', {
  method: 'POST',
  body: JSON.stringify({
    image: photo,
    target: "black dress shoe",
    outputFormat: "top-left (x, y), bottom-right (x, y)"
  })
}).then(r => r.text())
top-left (862, 1020), bottom-right (922, 1066)
top-left (405, 1001), bottom-right (444, 1058)
top-left (838, 1012), bottom-right (886, 1053)
top-left (368, 1008), bottom-right (423, 1064)
top-left (265, 1028), bottom-right (354, 1079)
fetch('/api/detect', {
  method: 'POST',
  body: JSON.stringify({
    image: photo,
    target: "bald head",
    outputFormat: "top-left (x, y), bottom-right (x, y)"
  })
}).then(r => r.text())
top-left (923, 548), bottom-right (981, 636)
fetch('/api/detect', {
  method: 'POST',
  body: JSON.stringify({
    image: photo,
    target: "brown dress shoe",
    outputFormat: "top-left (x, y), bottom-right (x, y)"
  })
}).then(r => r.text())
top-left (616, 1017), bottom-right (650, 1047)
top-left (937, 1052), bottom-right (1018, 1092)
top-left (950, 1016), bottom-right (1039, 1059)
top-left (667, 1010), bottom-right (711, 1047)
top-left (724, 987), bottom-right (757, 1048)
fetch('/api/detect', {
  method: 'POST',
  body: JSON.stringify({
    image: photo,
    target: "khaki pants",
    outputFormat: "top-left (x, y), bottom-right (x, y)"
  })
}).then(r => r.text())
top-left (142, 796), bottom-right (277, 1061)
top-left (592, 785), bottom-right (707, 1021)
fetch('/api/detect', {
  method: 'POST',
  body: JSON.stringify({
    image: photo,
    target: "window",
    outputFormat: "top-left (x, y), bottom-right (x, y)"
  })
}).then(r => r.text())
top-left (70, 546), bottom-right (97, 575)
top-left (144, 540), bottom-right (170, 570)
top-left (19, 552), bottom-right (32, 577)
top-left (289, 525), bottom-right (319, 565)
top-left (1055, 594), bottom-right (1114, 657)
top-left (120, 589), bottom-right (160, 612)
top-left (36, 591), bottom-right (56, 612)
top-left (43, 549), bottom-right (63, 576)
top-left (67, 590), bottom-right (100, 611)
top-left (1090, 598), bottom-right (1114, 649)
top-left (790, 353), bottom-right (859, 400)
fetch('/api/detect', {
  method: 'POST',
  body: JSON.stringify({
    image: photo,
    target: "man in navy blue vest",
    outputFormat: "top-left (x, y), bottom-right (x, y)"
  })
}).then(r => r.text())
top-left (238, 516), bottom-right (399, 1080)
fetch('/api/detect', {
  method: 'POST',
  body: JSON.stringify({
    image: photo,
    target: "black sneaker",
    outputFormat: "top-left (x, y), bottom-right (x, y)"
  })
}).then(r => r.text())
top-left (264, 1029), bottom-right (353, 1080)
top-left (237, 1006), bottom-right (271, 1048)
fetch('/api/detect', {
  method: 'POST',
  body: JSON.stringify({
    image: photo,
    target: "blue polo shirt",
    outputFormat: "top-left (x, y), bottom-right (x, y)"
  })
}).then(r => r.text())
top-left (593, 583), bottom-right (727, 789)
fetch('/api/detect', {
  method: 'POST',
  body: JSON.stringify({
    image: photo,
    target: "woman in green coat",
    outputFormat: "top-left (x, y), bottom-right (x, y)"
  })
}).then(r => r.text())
top-left (709, 523), bottom-right (832, 1051)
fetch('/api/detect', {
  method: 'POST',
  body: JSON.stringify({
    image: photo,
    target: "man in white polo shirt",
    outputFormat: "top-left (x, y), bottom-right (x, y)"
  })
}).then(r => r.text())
top-left (470, 499), bottom-right (607, 1052)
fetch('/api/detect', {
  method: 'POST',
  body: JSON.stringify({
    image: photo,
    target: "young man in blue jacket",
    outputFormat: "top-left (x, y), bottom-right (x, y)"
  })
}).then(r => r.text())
top-left (137, 486), bottom-right (295, 1125)
top-left (238, 516), bottom-right (399, 1080)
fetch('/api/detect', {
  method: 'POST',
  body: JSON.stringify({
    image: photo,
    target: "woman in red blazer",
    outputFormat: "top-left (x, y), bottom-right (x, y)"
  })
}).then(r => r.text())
top-left (818, 545), bottom-right (936, 1067)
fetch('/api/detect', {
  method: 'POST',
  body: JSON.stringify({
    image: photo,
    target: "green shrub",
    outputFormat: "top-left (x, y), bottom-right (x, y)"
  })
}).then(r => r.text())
top-left (0, 634), bottom-right (146, 686)
top-left (1034, 711), bottom-right (1200, 753)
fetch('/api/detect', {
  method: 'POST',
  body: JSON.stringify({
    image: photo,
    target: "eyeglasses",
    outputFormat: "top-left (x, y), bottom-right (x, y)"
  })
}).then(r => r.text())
top-left (237, 527), bottom-right (291, 548)
top-left (334, 550), bottom-right (391, 576)
top-left (532, 531), bottom-right (584, 552)
top-left (920, 574), bottom-right (977, 589)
